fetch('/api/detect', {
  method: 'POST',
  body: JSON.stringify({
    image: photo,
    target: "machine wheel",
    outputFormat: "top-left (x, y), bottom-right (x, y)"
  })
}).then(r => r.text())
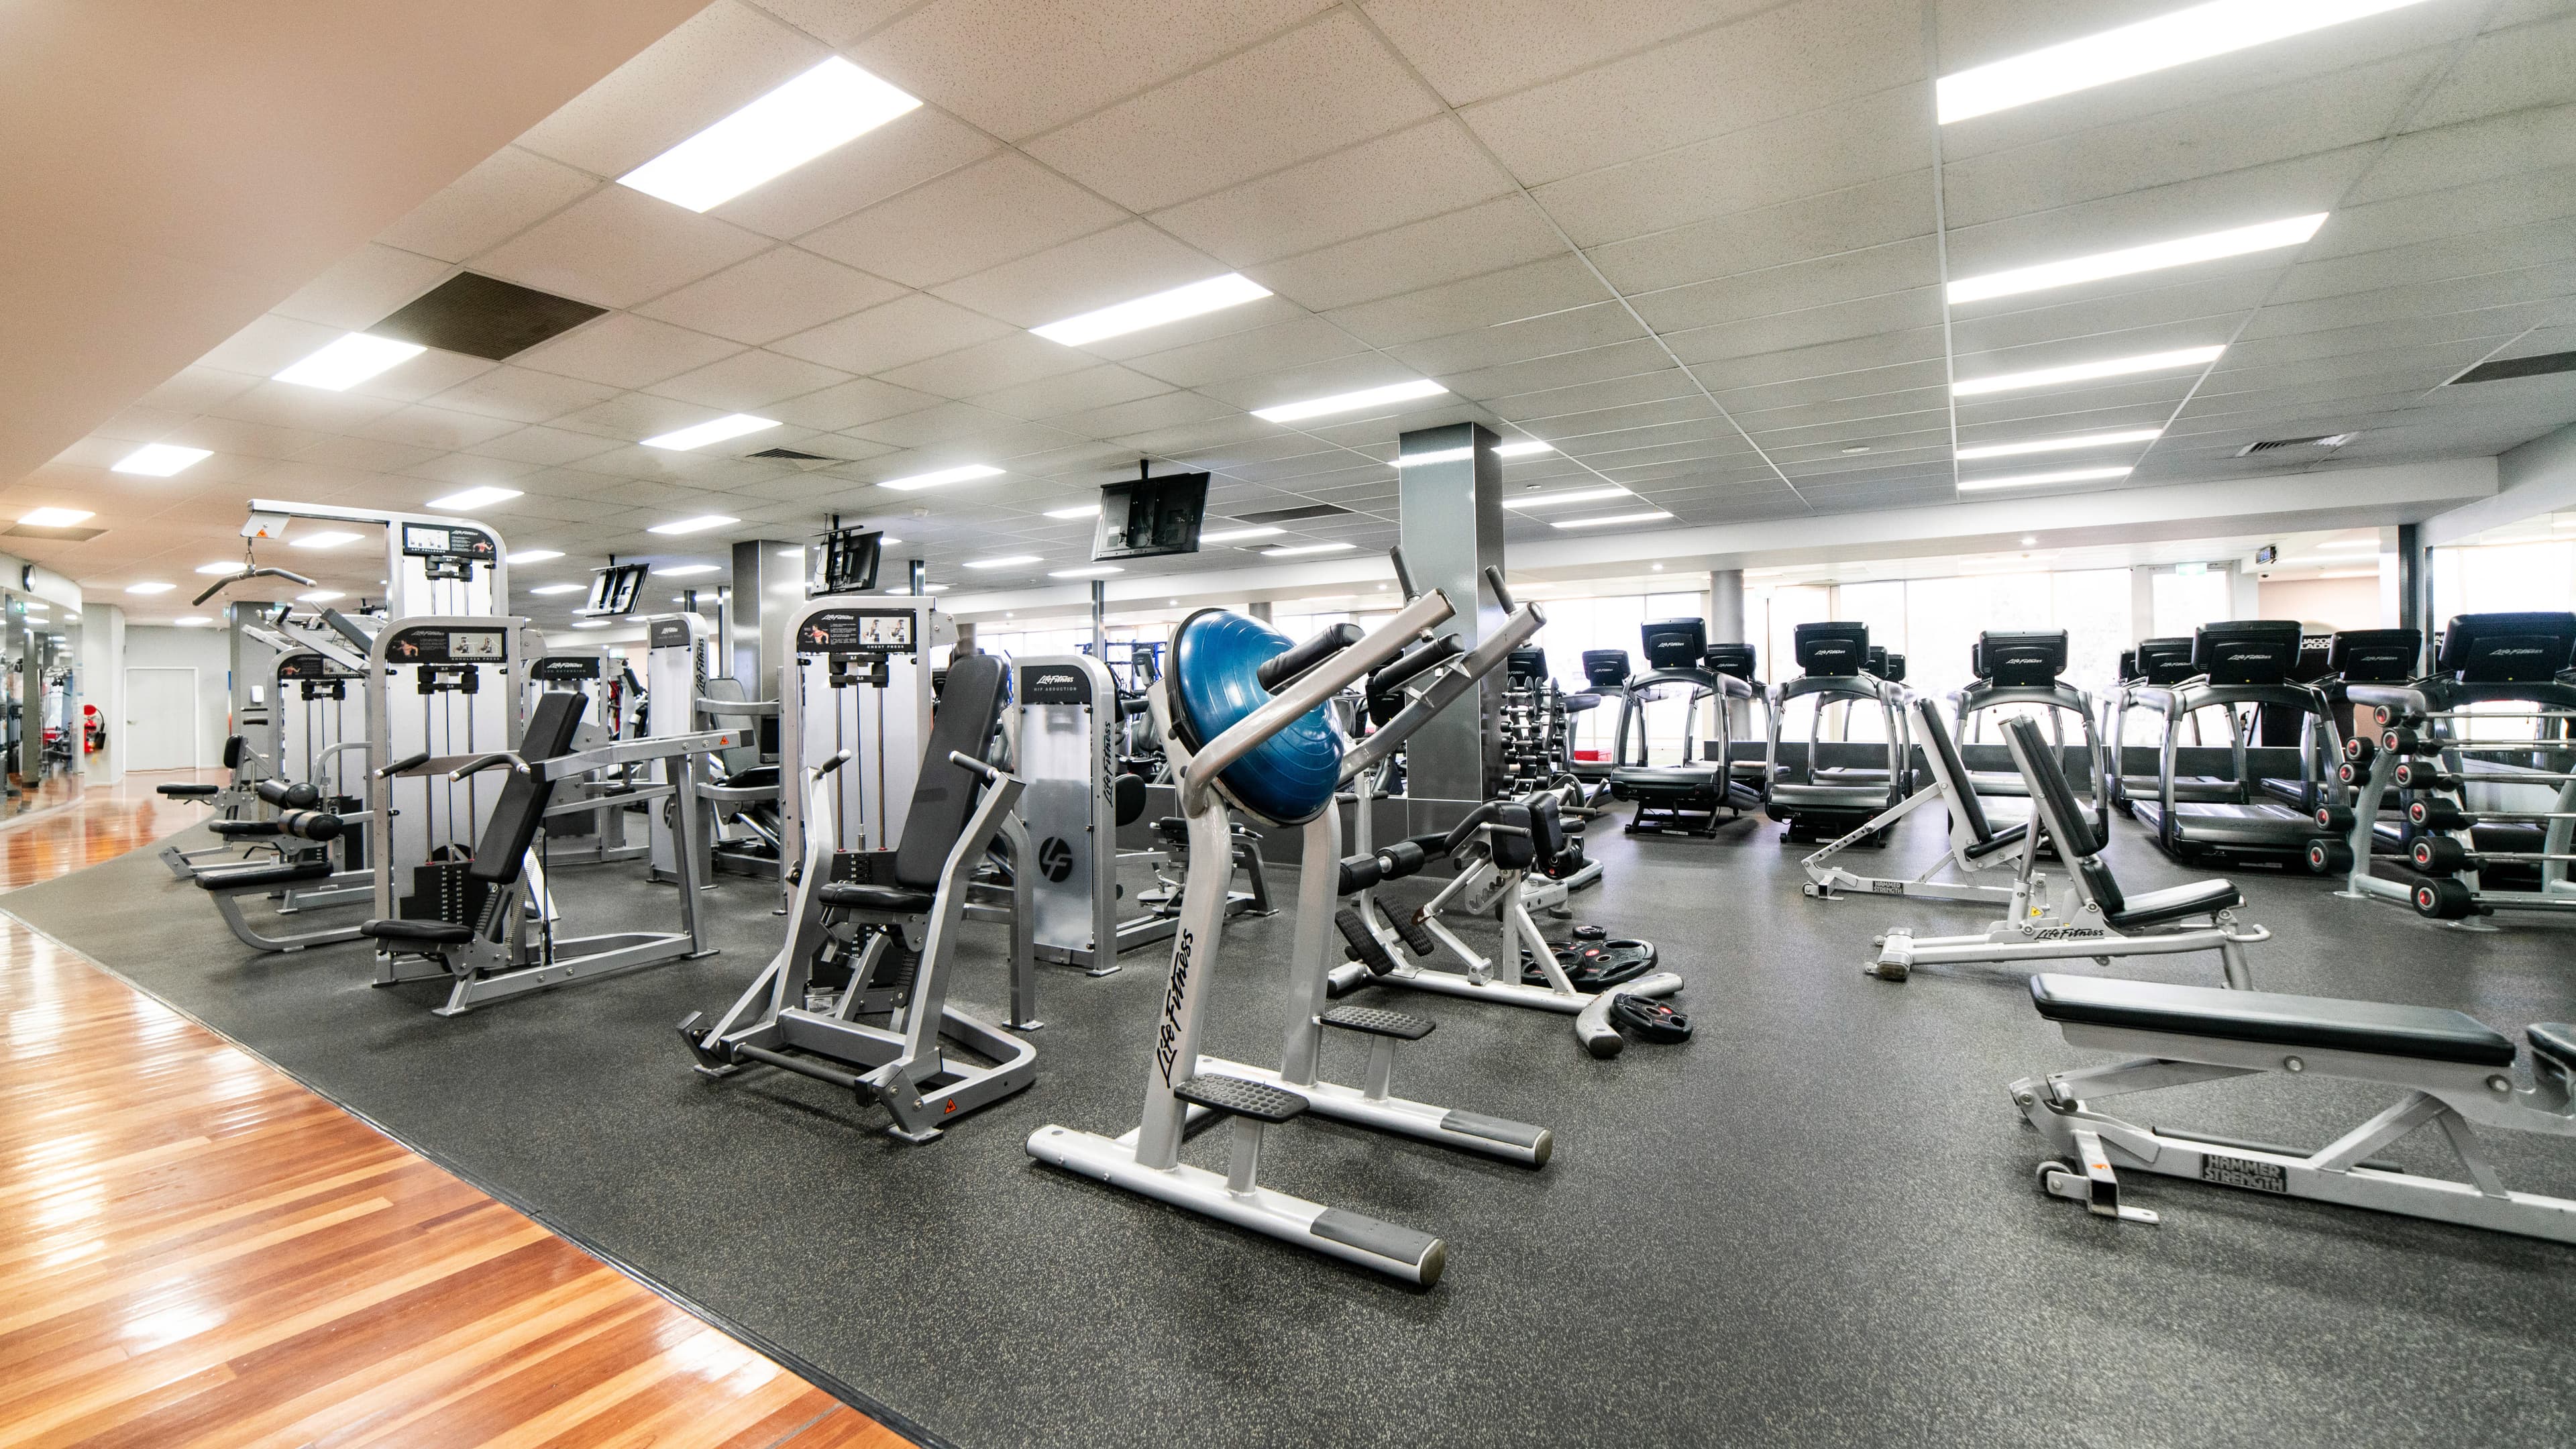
top-left (1524, 938), bottom-right (1658, 990)
top-left (2410, 835), bottom-right (2467, 874)
top-left (2413, 877), bottom-right (2475, 920)
top-left (2305, 839), bottom-right (2353, 875)
top-left (2035, 1161), bottom-right (2070, 1191)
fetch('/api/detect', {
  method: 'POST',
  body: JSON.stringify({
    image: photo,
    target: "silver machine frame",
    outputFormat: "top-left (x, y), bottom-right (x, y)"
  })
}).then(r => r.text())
top-left (1803, 696), bottom-right (2039, 907)
top-left (525, 648), bottom-right (649, 869)
top-left (2011, 979), bottom-right (2576, 1244)
top-left (2339, 682), bottom-right (2576, 925)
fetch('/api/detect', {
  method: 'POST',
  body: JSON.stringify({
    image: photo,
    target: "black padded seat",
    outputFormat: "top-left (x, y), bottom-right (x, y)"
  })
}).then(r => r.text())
top-left (360, 918), bottom-right (477, 946)
top-left (2530, 1023), bottom-right (2576, 1074)
top-left (816, 881), bottom-right (934, 914)
top-left (157, 783), bottom-right (219, 798)
top-left (2029, 973), bottom-right (2516, 1067)
top-left (719, 765), bottom-right (781, 791)
top-left (195, 859), bottom-right (332, 892)
top-left (2102, 879), bottom-right (2241, 930)
top-left (209, 820), bottom-right (284, 839)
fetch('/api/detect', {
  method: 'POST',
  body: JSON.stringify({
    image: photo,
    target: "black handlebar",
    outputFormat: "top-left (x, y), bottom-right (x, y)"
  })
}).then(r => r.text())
top-left (1258, 623), bottom-right (1365, 692)
top-left (814, 748), bottom-right (855, 779)
top-left (376, 751), bottom-right (433, 780)
top-left (1369, 635), bottom-right (1463, 697)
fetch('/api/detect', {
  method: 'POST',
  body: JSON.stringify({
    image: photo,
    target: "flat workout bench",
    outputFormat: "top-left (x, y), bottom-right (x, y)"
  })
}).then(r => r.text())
top-left (2012, 973), bottom-right (2576, 1242)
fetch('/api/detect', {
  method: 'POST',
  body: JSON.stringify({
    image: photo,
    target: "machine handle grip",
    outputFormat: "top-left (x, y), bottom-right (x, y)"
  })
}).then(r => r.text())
top-left (376, 751), bottom-right (433, 780)
top-left (447, 751), bottom-right (525, 782)
top-left (1368, 635), bottom-right (1462, 697)
top-left (1484, 565), bottom-right (1515, 613)
top-left (947, 750), bottom-right (1002, 782)
top-left (1257, 623), bottom-right (1364, 692)
top-left (1389, 547), bottom-right (1417, 602)
top-left (813, 748), bottom-right (856, 779)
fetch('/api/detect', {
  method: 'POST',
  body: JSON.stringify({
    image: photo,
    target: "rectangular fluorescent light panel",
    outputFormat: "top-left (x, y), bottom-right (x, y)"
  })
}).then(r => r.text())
top-left (288, 531), bottom-right (360, 549)
top-left (648, 515), bottom-right (738, 535)
top-left (508, 549), bottom-right (563, 564)
top-left (643, 415), bottom-right (777, 451)
top-left (656, 564), bottom-right (720, 577)
top-left (1260, 542), bottom-right (1356, 557)
top-left (1935, 0), bottom-right (2439, 123)
top-left (529, 583), bottom-right (586, 595)
top-left (1550, 511), bottom-right (1674, 530)
top-left (2311, 539), bottom-right (2379, 553)
top-left (1253, 379), bottom-right (1447, 423)
top-left (17, 508), bottom-right (93, 528)
top-left (1032, 274), bottom-right (1271, 347)
top-left (1506, 487), bottom-right (1631, 511)
top-left (619, 58), bottom-right (922, 213)
top-left (965, 555), bottom-right (1042, 570)
top-left (273, 333), bottom-right (426, 390)
top-left (1049, 566), bottom-right (1123, 579)
top-left (429, 486), bottom-right (523, 511)
top-left (879, 464), bottom-right (1002, 492)
top-left (111, 443), bottom-right (211, 476)
top-left (1957, 466), bottom-right (2134, 492)
top-left (1953, 346), bottom-right (2222, 396)
top-left (1044, 502), bottom-right (1103, 519)
top-left (1199, 527), bottom-right (1283, 544)
top-left (1949, 215), bottom-right (2326, 305)
top-left (1956, 429), bottom-right (2163, 461)
top-left (124, 582), bottom-right (174, 595)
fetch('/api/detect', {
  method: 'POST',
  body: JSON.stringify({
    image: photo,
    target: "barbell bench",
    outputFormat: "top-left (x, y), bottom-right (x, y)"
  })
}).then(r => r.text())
top-left (2010, 972), bottom-right (2576, 1243)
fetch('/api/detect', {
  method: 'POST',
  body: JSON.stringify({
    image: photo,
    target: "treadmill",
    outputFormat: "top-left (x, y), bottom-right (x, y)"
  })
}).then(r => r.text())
top-left (1952, 629), bottom-right (2108, 841)
top-left (2126, 619), bottom-right (2336, 867)
top-left (2262, 627), bottom-right (2420, 812)
top-left (1606, 619), bottom-right (1760, 835)
top-left (2106, 636), bottom-right (2227, 814)
top-left (1567, 649), bottom-right (1631, 782)
top-left (1705, 642), bottom-right (1772, 806)
top-left (1766, 621), bottom-right (1907, 843)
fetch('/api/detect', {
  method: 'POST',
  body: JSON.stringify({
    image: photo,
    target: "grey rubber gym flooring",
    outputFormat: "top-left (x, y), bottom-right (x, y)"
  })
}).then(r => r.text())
top-left (18, 808), bottom-right (2576, 1448)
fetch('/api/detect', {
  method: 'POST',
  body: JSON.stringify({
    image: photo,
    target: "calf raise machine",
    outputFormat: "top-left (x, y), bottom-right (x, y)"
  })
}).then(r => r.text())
top-left (1031, 568), bottom-right (1546, 1284)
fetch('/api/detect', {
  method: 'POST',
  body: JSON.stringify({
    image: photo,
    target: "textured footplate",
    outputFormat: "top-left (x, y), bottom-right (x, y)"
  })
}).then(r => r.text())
top-left (1173, 1075), bottom-right (1309, 1122)
top-left (1320, 1004), bottom-right (1436, 1040)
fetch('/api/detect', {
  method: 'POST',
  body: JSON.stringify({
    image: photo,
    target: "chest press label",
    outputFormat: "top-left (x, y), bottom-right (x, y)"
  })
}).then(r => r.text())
top-left (2200, 1152), bottom-right (2288, 1193)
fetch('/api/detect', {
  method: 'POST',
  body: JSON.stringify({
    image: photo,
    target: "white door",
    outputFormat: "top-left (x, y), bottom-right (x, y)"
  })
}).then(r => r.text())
top-left (123, 667), bottom-right (198, 771)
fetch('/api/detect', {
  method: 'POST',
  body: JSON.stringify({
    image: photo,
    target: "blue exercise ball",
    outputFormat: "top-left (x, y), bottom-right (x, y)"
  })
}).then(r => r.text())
top-left (1169, 608), bottom-right (1346, 825)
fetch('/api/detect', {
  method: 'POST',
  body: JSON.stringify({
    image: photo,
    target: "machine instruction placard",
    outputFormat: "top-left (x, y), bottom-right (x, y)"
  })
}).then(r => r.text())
top-left (798, 609), bottom-right (915, 654)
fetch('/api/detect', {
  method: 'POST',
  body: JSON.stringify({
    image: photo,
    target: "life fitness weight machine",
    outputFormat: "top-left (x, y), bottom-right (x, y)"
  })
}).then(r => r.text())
top-left (1029, 569), bottom-right (1511, 1285)
top-left (527, 649), bottom-right (646, 868)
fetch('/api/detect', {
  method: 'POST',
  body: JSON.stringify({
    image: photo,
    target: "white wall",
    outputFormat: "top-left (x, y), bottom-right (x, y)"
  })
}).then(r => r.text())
top-left (2259, 576), bottom-right (2381, 632)
top-left (122, 625), bottom-right (233, 769)
top-left (78, 604), bottom-right (123, 783)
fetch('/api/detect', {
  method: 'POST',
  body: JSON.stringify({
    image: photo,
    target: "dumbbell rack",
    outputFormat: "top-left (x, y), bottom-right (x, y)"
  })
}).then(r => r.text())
top-left (1497, 681), bottom-right (1570, 793)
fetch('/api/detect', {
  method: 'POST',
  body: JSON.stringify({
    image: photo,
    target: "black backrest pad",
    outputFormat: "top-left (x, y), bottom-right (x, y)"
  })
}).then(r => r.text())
top-left (1705, 643), bottom-right (1756, 680)
top-left (1642, 618), bottom-right (1706, 671)
top-left (468, 690), bottom-right (589, 883)
top-left (1795, 621), bottom-right (1868, 676)
top-left (1582, 649), bottom-right (1631, 687)
top-left (1915, 698), bottom-right (1992, 843)
top-left (2330, 628), bottom-right (2421, 683)
top-left (222, 735), bottom-right (247, 769)
top-left (1980, 631), bottom-right (2066, 688)
top-left (2193, 620), bottom-right (2302, 686)
top-left (2002, 714), bottom-right (2098, 857)
top-left (2436, 612), bottom-right (2576, 682)
top-left (893, 653), bottom-right (1010, 889)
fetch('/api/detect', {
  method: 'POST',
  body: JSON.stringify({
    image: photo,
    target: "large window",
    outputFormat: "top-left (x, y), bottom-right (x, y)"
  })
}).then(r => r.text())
top-left (2432, 541), bottom-right (2575, 623)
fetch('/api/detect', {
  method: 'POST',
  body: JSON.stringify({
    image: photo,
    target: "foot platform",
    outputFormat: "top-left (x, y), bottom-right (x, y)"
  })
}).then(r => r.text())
top-left (1173, 1074), bottom-right (1309, 1123)
top-left (1321, 1004), bottom-right (1435, 1040)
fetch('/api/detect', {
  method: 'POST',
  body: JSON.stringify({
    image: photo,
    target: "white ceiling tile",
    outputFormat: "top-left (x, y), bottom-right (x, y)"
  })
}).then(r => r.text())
top-left (969, 365), bottom-right (1175, 421)
top-left (1250, 195), bottom-right (1571, 313)
top-left (2406, 10), bottom-right (2576, 131)
top-left (1149, 118), bottom-right (1517, 267)
top-left (1459, 0), bottom-right (1924, 187)
top-left (516, 313), bottom-right (745, 390)
top-left (430, 366), bottom-right (621, 423)
top-left (645, 349), bottom-right (858, 410)
top-left (479, 187), bottom-right (769, 311)
top-left (339, 348), bottom-right (500, 406)
top-left (2270, 220), bottom-right (2576, 306)
top-left (270, 246), bottom-right (456, 331)
top-left (764, 376), bottom-right (947, 431)
top-left (1490, 368), bottom-right (1705, 425)
top-left (743, 0), bottom-right (916, 47)
top-left (633, 246), bottom-right (908, 345)
top-left (1941, 148), bottom-right (2375, 278)
top-left (1532, 86), bottom-right (1932, 248)
top-left (514, 1), bottom-right (832, 178)
top-left (799, 152), bottom-right (1129, 290)
top-left (854, 0), bottom-right (1331, 140)
top-left (712, 108), bottom-right (1002, 240)
top-left (1678, 326), bottom-right (1947, 390)
top-left (1588, 172), bottom-right (1933, 297)
top-left (464, 426), bottom-right (630, 468)
top-left (769, 291), bottom-right (1016, 375)
top-left (373, 148), bottom-right (602, 265)
top-left (875, 331), bottom-right (1097, 396)
top-left (350, 405), bottom-right (525, 451)
top-left (1051, 390), bottom-right (1246, 440)
top-left (205, 380), bottom-right (407, 434)
top-left (1945, 274), bottom-right (2273, 358)
top-left (1629, 237), bottom-right (1940, 335)
top-left (2314, 164), bottom-right (2576, 262)
top-left (930, 221), bottom-right (1230, 329)
top-left (290, 436), bottom-right (445, 475)
top-left (2353, 101), bottom-right (2576, 203)
top-left (1322, 254), bottom-right (1609, 348)
top-left (1383, 303), bottom-right (1650, 376)
top-left (1120, 317), bottom-right (1368, 389)
top-left (189, 314), bottom-right (348, 378)
top-left (843, 402), bottom-right (1079, 455)
top-left (2245, 268), bottom-right (2575, 341)
top-left (1366, 0), bottom-right (1774, 107)
top-left (1022, 11), bottom-right (1444, 213)
top-left (1440, 341), bottom-right (1678, 405)
top-left (131, 366), bottom-right (263, 418)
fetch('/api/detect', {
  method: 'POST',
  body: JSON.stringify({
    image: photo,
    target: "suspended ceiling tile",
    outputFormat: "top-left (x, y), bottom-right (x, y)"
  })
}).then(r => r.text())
top-left (873, 331), bottom-right (1097, 398)
top-left (769, 291), bottom-right (1017, 376)
top-left (634, 246), bottom-right (908, 346)
top-left (515, 313), bottom-right (745, 391)
top-left (643, 349), bottom-right (857, 411)
top-left (476, 186), bottom-right (771, 311)
top-left (798, 152), bottom-right (1127, 290)
top-left (513, 0), bottom-right (832, 179)
top-left (930, 221), bottom-right (1230, 329)
top-left (763, 376), bottom-right (946, 432)
top-left (374, 147), bottom-right (602, 266)
top-left (1119, 317), bottom-right (1370, 390)
top-left (1366, 0), bottom-right (1773, 109)
top-left (968, 364), bottom-right (1175, 423)
top-left (1589, 172), bottom-right (1934, 297)
top-left (1322, 254), bottom-right (1607, 349)
top-left (1150, 118), bottom-right (1516, 268)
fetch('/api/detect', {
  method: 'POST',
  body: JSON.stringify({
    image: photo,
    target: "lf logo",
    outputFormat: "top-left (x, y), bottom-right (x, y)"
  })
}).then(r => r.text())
top-left (1037, 836), bottom-right (1074, 883)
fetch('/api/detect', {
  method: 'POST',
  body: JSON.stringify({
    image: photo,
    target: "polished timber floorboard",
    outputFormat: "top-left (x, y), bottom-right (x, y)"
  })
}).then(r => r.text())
top-left (0, 775), bottom-right (903, 1449)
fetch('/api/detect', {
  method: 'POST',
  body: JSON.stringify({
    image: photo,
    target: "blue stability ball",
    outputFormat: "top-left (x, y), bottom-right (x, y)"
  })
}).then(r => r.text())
top-left (1169, 609), bottom-right (1347, 825)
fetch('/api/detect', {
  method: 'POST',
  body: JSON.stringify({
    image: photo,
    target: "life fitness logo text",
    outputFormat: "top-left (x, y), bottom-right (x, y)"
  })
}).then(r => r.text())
top-left (1038, 835), bottom-right (1075, 882)
top-left (1155, 929), bottom-right (1195, 1085)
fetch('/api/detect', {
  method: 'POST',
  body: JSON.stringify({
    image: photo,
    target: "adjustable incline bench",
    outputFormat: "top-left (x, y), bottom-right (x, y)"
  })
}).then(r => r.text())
top-left (2012, 973), bottom-right (2576, 1243)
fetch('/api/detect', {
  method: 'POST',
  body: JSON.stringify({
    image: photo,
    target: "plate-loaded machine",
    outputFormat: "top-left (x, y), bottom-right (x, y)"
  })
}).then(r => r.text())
top-left (1030, 574), bottom-right (1532, 1284)
top-left (2334, 611), bottom-right (2576, 923)
top-left (1952, 630), bottom-right (2106, 841)
top-left (360, 621), bottom-right (746, 1014)
top-left (2123, 621), bottom-right (2339, 868)
top-left (1803, 696), bottom-right (2042, 909)
top-left (1869, 716), bottom-right (2267, 986)
top-left (2012, 973), bottom-right (2576, 1245)
top-left (680, 653), bottom-right (1037, 1140)
top-left (1605, 619), bottom-right (1764, 836)
top-left (1766, 621), bottom-right (1908, 843)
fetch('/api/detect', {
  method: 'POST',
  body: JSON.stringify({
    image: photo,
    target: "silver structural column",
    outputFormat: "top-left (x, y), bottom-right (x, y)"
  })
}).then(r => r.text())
top-left (729, 538), bottom-right (797, 696)
top-left (1395, 421), bottom-right (1504, 802)
top-left (1709, 570), bottom-right (1745, 643)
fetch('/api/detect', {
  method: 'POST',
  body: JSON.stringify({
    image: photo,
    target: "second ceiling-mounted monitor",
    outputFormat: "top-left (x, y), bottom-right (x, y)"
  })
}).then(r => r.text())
top-left (580, 562), bottom-right (650, 616)
top-left (810, 525), bottom-right (883, 596)
top-left (1092, 466), bottom-right (1209, 561)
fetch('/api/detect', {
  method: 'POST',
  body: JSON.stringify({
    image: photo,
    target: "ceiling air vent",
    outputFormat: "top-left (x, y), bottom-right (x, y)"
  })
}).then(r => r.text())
top-left (2235, 433), bottom-right (2356, 458)
top-left (370, 272), bottom-right (607, 360)
top-left (2450, 350), bottom-right (2576, 385)
top-left (748, 447), bottom-right (836, 461)
top-left (1231, 502), bottom-right (1352, 525)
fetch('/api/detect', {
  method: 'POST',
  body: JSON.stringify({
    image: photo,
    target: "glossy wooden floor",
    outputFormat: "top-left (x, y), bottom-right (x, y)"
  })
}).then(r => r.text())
top-left (0, 773), bottom-right (905, 1449)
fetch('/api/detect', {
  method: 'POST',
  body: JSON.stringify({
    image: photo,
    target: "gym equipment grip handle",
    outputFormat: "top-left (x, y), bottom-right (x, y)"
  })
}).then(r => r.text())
top-left (1257, 623), bottom-right (1364, 692)
top-left (447, 752), bottom-right (524, 782)
top-left (1369, 635), bottom-right (1462, 696)
top-left (814, 748), bottom-right (856, 778)
top-left (1484, 566), bottom-right (1515, 613)
top-left (947, 750), bottom-right (1002, 782)
top-left (376, 751), bottom-right (433, 779)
